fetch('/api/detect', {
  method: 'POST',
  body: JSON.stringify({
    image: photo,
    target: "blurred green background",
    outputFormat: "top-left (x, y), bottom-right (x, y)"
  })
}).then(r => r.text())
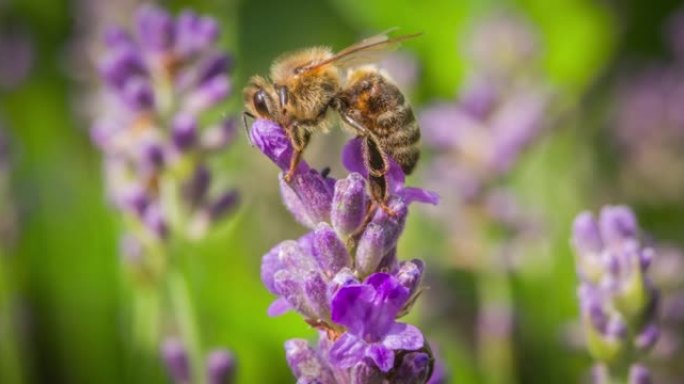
top-left (1, 0), bottom-right (683, 383)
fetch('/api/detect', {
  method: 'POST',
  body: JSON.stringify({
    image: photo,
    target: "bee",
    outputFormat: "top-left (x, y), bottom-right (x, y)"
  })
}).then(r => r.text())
top-left (243, 31), bottom-right (421, 213)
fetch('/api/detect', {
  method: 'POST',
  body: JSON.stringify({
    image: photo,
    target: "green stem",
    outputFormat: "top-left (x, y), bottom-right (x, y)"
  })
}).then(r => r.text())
top-left (128, 279), bottom-right (163, 383)
top-left (0, 249), bottom-right (25, 384)
top-left (468, 202), bottom-right (516, 384)
top-left (168, 268), bottom-right (204, 384)
top-left (476, 262), bottom-right (515, 384)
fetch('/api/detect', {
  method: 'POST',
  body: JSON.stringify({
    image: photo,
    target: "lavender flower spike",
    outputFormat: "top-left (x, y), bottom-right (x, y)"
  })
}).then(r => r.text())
top-left (249, 111), bottom-right (436, 381)
top-left (93, 4), bottom-right (238, 252)
top-left (161, 338), bottom-right (190, 383)
top-left (571, 205), bottom-right (659, 379)
top-left (206, 349), bottom-right (236, 384)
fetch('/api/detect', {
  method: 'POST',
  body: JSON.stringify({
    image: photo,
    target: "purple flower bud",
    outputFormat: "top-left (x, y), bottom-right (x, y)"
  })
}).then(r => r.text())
top-left (331, 173), bottom-right (367, 238)
top-left (135, 4), bottom-right (175, 52)
top-left (99, 45), bottom-right (145, 89)
top-left (184, 166), bottom-right (211, 208)
top-left (122, 76), bottom-right (155, 111)
top-left (396, 259), bottom-right (424, 297)
top-left (195, 54), bottom-right (233, 87)
top-left (572, 211), bottom-right (603, 255)
top-left (605, 317), bottom-right (628, 341)
top-left (284, 339), bottom-right (336, 383)
top-left (303, 271), bottom-right (331, 320)
top-left (174, 11), bottom-right (219, 58)
top-left (206, 349), bottom-right (236, 384)
top-left (635, 323), bottom-right (659, 351)
top-left (599, 205), bottom-right (638, 246)
top-left (355, 223), bottom-right (384, 277)
top-left (313, 222), bottom-right (351, 276)
top-left (143, 203), bottom-right (168, 239)
top-left (629, 364), bottom-right (652, 384)
top-left (273, 270), bottom-right (310, 315)
top-left (201, 118), bottom-right (237, 151)
top-left (185, 75), bottom-right (231, 113)
top-left (139, 140), bottom-right (165, 171)
top-left (172, 114), bottom-right (198, 151)
top-left (103, 26), bottom-right (132, 48)
top-left (209, 190), bottom-right (239, 221)
top-left (370, 197), bottom-right (408, 252)
top-left (394, 352), bottom-right (431, 384)
top-left (350, 359), bottom-right (384, 384)
top-left (419, 103), bottom-right (464, 151)
top-left (249, 119), bottom-right (308, 172)
top-left (161, 338), bottom-right (189, 383)
top-left (116, 183), bottom-right (150, 215)
top-left (328, 268), bottom-right (359, 295)
top-left (279, 170), bottom-right (334, 229)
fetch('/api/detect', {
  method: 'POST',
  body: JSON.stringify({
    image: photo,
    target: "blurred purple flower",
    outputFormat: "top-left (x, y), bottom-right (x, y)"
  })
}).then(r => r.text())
top-left (0, 25), bottom-right (33, 90)
top-left (571, 205), bottom-right (659, 377)
top-left (206, 348), bottom-right (236, 384)
top-left (92, 4), bottom-right (238, 249)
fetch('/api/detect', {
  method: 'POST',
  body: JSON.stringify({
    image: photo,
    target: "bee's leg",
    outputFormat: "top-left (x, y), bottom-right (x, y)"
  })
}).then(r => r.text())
top-left (362, 137), bottom-right (396, 216)
top-left (284, 123), bottom-right (310, 183)
top-left (242, 111), bottom-right (255, 147)
top-left (337, 111), bottom-right (394, 215)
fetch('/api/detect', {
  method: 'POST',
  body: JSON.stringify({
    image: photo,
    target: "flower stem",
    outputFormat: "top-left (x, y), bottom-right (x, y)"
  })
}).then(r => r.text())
top-left (469, 204), bottom-right (516, 384)
top-left (128, 278), bottom-right (163, 382)
top-left (168, 267), bottom-right (204, 384)
top-left (0, 249), bottom-right (25, 384)
top-left (476, 263), bottom-right (515, 384)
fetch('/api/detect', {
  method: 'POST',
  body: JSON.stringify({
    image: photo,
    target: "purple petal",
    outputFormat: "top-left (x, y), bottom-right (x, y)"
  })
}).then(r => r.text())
top-left (135, 4), bottom-right (175, 52)
top-left (397, 186), bottom-right (439, 205)
top-left (267, 297), bottom-right (291, 317)
top-left (249, 119), bottom-right (309, 173)
top-left (572, 211), bottom-right (602, 254)
top-left (599, 205), bottom-right (638, 245)
top-left (329, 333), bottom-right (367, 369)
top-left (261, 243), bottom-right (284, 294)
top-left (341, 138), bottom-right (367, 177)
top-left (382, 323), bottom-right (424, 351)
top-left (419, 102), bottom-right (467, 150)
top-left (331, 284), bottom-right (375, 336)
top-left (367, 344), bottom-right (395, 372)
top-left (171, 113), bottom-right (198, 151)
top-left (363, 273), bottom-right (410, 339)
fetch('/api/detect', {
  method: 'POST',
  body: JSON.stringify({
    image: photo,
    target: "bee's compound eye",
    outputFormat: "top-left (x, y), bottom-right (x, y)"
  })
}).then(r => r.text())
top-left (253, 90), bottom-right (270, 116)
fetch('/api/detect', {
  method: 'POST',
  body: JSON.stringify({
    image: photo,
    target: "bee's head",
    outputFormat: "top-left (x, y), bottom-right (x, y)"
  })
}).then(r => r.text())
top-left (243, 75), bottom-right (279, 120)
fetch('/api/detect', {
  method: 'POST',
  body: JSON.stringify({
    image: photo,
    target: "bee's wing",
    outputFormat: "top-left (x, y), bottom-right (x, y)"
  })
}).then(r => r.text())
top-left (301, 30), bottom-right (421, 72)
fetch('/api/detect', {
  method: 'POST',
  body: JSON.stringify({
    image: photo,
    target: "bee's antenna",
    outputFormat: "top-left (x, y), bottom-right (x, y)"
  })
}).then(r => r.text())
top-left (242, 111), bottom-right (255, 147)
